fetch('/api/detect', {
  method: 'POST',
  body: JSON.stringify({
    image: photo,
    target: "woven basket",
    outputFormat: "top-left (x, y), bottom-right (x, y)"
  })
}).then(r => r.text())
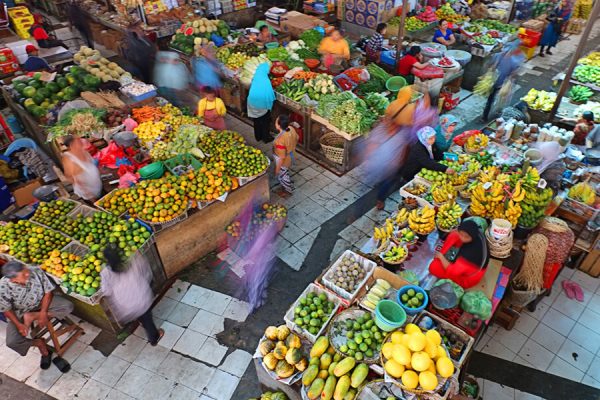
top-left (485, 228), bottom-right (513, 259)
top-left (319, 132), bottom-right (345, 164)
top-left (506, 281), bottom-right (538, 307)
top-left (538, 217), bottom-right (569, 233)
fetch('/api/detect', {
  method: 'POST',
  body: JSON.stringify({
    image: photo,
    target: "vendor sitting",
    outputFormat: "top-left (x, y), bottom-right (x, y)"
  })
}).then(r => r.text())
top-left (0, 261), bottom-right (74, 368)
top-left (257, 25), bottom-right (276, 44)
top-left (433, 19), bottom-right (456, 47)
top-left (429, 220), bottom-right (489, 289)
top-left (397, 46), bottom-right (428, 84)
top-left (573, 111), bottom-right (596, 145)
top-left (365, 23), bottom-right (387, 62)
top-left (434, 114), bottom-right (459, 157)
top-left (318, 30), bottom-right (350, 69)
top-left (402, 127), bottom-right (455, 182)
top-left (22, 45), bottom-right (52, 72)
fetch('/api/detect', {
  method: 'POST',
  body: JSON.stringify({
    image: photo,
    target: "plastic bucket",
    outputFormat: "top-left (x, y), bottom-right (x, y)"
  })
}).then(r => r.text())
top-left (375, 300), bottom-right (407, 332)
top-left (386, 76), bottom-right (407, 92)
top-left (490, 219), bottom-right (512, 240)
top-left (396, 285), bottom-right (429, 315)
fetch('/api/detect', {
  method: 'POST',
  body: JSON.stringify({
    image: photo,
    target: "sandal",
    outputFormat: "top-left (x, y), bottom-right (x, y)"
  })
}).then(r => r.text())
top-left (562, 280), bottom-right (575, 299)
top-left (40, 350), bottom-right (53, 370)
top-left (150, 328), bottom-right (165, 347)
top-left (52, 356), bottom-right (71, 373)
top-left (570, 281), bottom-right (585, 302)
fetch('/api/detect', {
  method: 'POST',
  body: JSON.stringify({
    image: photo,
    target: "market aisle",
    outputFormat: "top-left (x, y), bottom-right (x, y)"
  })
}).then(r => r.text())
top-left (0, 281), bottom-right (254, 400)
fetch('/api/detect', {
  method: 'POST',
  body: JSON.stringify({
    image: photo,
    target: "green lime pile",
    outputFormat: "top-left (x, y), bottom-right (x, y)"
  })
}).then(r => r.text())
top-left (32, 200), bottom-right (76, 230)
top-left (293, 292), bottom-right (336, 335)
top-left (335, 313), bottom-right (384, 361)
top-left (400, 288), bottom-right (425, 309)
top-left (0, 220), bottom-right (70, 264)
top-left (61, 253), bottom-right (102, 297)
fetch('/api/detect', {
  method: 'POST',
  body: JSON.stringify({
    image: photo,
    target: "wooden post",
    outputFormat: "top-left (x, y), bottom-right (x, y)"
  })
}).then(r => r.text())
top-left (549, 2), bottom-right (600, 119)
top-left (395, 0), bottom-right (409, 65)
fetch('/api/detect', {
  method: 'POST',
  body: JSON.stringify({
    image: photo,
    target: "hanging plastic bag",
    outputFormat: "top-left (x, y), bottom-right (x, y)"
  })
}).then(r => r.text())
top-left (460, 290), bottom-right (492, 320)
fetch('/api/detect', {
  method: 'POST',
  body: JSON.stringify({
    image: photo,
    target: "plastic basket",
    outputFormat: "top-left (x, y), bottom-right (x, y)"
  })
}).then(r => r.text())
top-left (518, 29), bottom-right (541, 47)
top-left (163, 153), bottom-right (202, 176)
top-left (333, 73), bottom-right (358, 91)
top-left (139, 203), bottom-right (190, 233)
top-left (236, 156), bottom-right (270, 186)
top-left (321, 250), bottom-right (376, 302)
top-left (319, 132), bottom-right (345, 164)
top-left (284, 283), bottom-right (342, 343)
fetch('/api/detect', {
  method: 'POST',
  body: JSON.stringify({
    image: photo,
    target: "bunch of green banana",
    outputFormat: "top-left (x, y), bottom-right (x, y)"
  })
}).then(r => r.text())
top-left (382, 245), bottom-right (408, 263)
top-left (436, 202), bottom-right (463, 230)
top-left (518, 188), bottom-right (553, 228)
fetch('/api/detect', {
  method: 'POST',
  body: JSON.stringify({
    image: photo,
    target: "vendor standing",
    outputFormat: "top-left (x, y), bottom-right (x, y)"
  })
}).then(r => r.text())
top-left (62, 135), bottom-right (102, 202)
top-left (401, 126), bottom-right (455, 182)
top-left (318, 30), bottom-right (350, 69)
top-left (432, 20), bottom-right (456, 47)
top-left (434, 114), bottom-right (459, 156)
top-left (365, 23), bottom-right (387, 62)
top-left (397, 46), bottom-right (428, 84)
top-left (247, 63), bottom-right (276, 143)
top-left (429, 220), bottom-right (489, 289)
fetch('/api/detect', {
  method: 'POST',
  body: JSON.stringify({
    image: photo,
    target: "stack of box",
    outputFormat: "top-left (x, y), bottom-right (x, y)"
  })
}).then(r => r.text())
top-left (221, 0), bottom-right (234, 14)
top-left (280, 11), bottom-right (327, 37)
top-left (0, 47), bottom-right (20, 75)
top-left (204, 0), bottom-right (222, 15)
top-left (8, 6), bottom-right (34, 39)
top-left (344, 0), bottom-right (393, 29)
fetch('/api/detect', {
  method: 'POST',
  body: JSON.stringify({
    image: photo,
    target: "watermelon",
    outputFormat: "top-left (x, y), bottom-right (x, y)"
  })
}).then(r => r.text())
top-left (30, 105), bottom-right (46, 118)
top-left (84, 75), bottom-right (101, 87)
top-left (46, 82), bottom-right (60, 93)
top-left (56, 77), bottom-right (68, 88)
top-left (23, 86), bottom-right (36, 98)
top-left (13, 82), bottom-right (26, 93)
top-left (65, 73), bottom-right (76, 85)
top-left (36, 88), bottom-right (50, 99)
top-left (63, 86), bottom-right (78, 100)
top-left (30, 80), bottom-right (42, 89)
top-left (32, 93), bottom-right (45, 105)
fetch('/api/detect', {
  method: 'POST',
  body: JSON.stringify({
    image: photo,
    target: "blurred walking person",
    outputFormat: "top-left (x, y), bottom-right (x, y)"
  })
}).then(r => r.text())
top-left (102, 245), bottom-right (164, 345)
top-left (153, 51), bottom-right (191, 108)
top-left (62, 135), bottom-right (102, 202)
top-left (123, 29), bottom-right (156, 83)
top-left (192, 45), bottom-right (222, 91)
top-left (68, 0), bottom-right (94, 49)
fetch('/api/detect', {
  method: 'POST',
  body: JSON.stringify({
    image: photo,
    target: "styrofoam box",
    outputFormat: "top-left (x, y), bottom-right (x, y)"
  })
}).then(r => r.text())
top-left (321, 250), bottom-right (376, 302)
top-left (284, 283), bottom-right (342, 343)
top-left (399, 176), bottom-right (433, 208)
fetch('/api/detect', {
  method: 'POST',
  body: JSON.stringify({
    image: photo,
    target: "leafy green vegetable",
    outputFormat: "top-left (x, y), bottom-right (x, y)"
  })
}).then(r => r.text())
top-left (266, 47), bottom-right (289, 61)
top-left (299, 30), bottom-right (323, 51)
top-left (366, 63), bottom-right (392, 83)
top-left (317, 92), bottom-right (378, 134)
top-left (364, 93), bottom-right (390, 115)
top-left (296, 47), bottom-right (320, 60)
top-left (355, 78), bottom-right (386, 96)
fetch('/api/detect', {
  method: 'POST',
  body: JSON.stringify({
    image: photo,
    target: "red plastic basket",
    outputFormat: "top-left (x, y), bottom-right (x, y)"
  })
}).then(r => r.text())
top-left (518, 29), bottom-right (541, 48)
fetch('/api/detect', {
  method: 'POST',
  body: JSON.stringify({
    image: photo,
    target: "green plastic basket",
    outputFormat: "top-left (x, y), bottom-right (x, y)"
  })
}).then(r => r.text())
top-left (265, 42), bottom-right (280, 49)
top-left (138, 162), bottom-right (165, 180)
top-left (386, 76), bottom-right (407, 92)
top-left (163, 154), bottom-right (202, 176)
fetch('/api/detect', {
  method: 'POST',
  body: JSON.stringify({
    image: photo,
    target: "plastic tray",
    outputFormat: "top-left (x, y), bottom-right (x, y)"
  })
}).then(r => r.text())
top-left (252, 334), bottom-right (308, 385)
top-left (321, 250), bottom-right (376, 302)
top-left (284, 283), bottom-right (342, 343)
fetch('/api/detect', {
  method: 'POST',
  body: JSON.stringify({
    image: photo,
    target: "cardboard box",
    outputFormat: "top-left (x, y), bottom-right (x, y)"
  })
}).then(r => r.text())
top-left (345, 0), bottom-right (392, 28)
top-left (280, 11), bottom-right (326, 38)
top-left (11, 178), bottom-right (42, 207)
top-left (354, 266), bottom-right (411, 306)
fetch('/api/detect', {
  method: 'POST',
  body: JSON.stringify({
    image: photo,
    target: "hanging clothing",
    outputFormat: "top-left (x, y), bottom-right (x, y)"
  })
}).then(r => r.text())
top-left (64, 151), bottom-right (102, 200)
top-left (197, 98), bottom-right (227, 130)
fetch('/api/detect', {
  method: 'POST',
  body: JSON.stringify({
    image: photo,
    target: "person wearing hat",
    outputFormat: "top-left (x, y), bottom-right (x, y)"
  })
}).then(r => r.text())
top-left (22, 45), bottom-right (51, 72)
top-left (370, 86), bottom-right (439, 209)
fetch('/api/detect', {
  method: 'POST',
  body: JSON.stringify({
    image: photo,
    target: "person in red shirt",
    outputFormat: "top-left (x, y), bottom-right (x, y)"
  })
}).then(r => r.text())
top-left (397, 46), bottom-right (428, 84)
top-left (29, 19), bottom-right (66, 49)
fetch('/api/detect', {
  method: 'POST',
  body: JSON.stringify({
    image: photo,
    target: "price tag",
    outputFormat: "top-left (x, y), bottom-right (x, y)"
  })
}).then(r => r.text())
top-left (483, 182), bottom-right (492, 190)
top-left (538, 178), bottom-right (547, 189)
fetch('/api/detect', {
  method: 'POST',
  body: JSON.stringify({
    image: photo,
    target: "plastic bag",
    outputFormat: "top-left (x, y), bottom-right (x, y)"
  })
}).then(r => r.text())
top-left (433, 279), bottom-right (465, 301)
top-left (453, 130), bottom-right (482, 146)
top-left (460, 290), bottom-right (492, 320)
top-left (96, 141), bottom-right (126, 169)
top-left (398, 270), bottom-right (419, 285)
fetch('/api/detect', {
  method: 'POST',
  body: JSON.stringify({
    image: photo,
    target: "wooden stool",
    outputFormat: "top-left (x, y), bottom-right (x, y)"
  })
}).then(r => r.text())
top-left (33, 316), bottom-right (84, 357)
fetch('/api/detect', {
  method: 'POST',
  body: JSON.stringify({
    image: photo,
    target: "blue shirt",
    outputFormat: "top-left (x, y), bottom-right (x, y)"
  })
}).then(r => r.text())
top-left (433, 29), bottom-right (453, 44)
top-left (22, 56), bottom-right (50, 72)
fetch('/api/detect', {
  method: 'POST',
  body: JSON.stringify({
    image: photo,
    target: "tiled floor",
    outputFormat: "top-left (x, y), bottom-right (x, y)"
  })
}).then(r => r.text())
top-left (0, 281), bottom-right (252, 400)
top-left (478, 267), bottom-right (600, 391)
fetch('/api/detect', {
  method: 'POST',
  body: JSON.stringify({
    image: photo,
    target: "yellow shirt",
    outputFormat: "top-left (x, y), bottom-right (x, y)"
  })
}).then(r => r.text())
top-left (197, 98), bottom-right (226, 117)
top-left (318, 37), bottom-right (350, 59)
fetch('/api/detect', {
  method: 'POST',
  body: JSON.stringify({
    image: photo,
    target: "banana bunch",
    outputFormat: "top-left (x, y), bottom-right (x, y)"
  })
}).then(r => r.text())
top-left (569, 182), bottom-right (596, 205)
top-left (405, 183), bottom-right (429, 196)
top-left (511, 181), bottom-right (526, 202)
top-left (474, 71), bottom-right (496, 96)
top-left (382, 245), bottom-right (408, 263)
top-left (502, 200), bottom-right (522, 227)
top-left (408, 206), bottom-right (436, 235)
top-left (463, 159), bottom-right (482, 176)
top-left (449, 172), bottom-right (469, 186)
top-left (522, 167), bottom-right (541, 189)
top-left (479, 166), bottom-right (499, 183)
top-left (374, 219), bottom-right (395, 240)
top-left (465, 133), bottom-right (490, 152)
top-left (470, 181), bottom-right (505, 217)
top-left (396, 227), bottom-right (417, 243)
top-left (519, 188), bottom-right (553, 228)
top-left (436, 201), bottom-right (463, 230)
top-left (431, 183), bottom-right (457, 204)
top-left (395, 208), bottom-right (409, 226)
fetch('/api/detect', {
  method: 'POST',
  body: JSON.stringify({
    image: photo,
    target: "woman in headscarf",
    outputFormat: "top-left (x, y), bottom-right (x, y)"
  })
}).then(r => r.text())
top-left (247, 63), bottom-right (276, 143)
top-left (429, 220), bottom-right (489, 289)
top-left (434, 114), bottom-right (459, 157)
top-left (401, 126), bottom-right (455, 182)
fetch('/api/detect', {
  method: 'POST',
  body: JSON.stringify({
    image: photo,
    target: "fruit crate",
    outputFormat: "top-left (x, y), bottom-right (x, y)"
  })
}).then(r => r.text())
top-left (284, 283), bottom-right (342, 343)
top-left (120, 83), bottom-right (157, 102)
top-left (320, 250), bottom-right (376, 303)
top-left (138, 203), bottom-right (190, 233)
top-left (413, 310), bottom-right (474, 369)
top-left (60, 284), bottom-right (104, 306)
top-left (561, 197), bottom-right (598, 220)
top-left (276, 92), bottom-right (314, 115)
top-left (252, 333), bottom-right (308, 386)
top-left (163, 153), bottom-right (202, 176)
top-left (31, 198), bottom-right (82, 229)
top-left (400, 177), bottom-right (433, 208)
top-left (94, 190), bottom-right (125, 217)
top-left (236, 156), bottom-right (270, 186)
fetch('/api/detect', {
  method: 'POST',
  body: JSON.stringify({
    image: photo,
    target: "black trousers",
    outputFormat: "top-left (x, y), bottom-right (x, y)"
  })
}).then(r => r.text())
top-left (483, 85), bottom-right (500, 120)
top-left (37, 38), bottom-right (66, 49)
top-left (138, 309), bottom-right (160, 344)
top-left (252, 111), bottom-right (272, 142)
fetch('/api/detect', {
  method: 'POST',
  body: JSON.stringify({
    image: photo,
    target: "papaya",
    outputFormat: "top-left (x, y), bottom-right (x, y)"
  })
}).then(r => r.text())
top-left (333, 375), bottom-right (351, 400)
top-left (285, 348), bottom-right (303, 365)
top-left (328, 361), bottom-right (338, 376)
top-left (343, 388), bottom-right (356, 400)
top-left (322, 375), bottom-right (337, 400)
top-left (265, 326), bottom-right (278, 341)
top-left (318, 370), bottom-right (329, 379)
top-left (275, 360), bottom-right (294, 379)
top-left (273, 342), bottom-right (287, 360)
top-left (309, 357), bottom-right (320, 366)
top-left (295, 358), bottom-right (308, 372)
top-left (286, 333), bottom-right (302, 349)
top-left (263, 353), bottom-right (278, 370)
top-left (302, 365), bottom-right (319, 386)
top-left (277, 325), bottom-right (291, 341)
top-left (350, 363), bottom-right (368, 388)
top-left (333, 353), bottom-right (342, 363)
top-left (320, 353), bottom-right (332, 370)
top-left (327, 345), bottom-right (336, 355)
top-left (333, 357), bottom-right (356, 377)
top-left (259, 339), bottom-right (275, 356)
top-left (307, 378), bottom-right (325, 400)
top-left (310, 336), bottom-right (329, 358)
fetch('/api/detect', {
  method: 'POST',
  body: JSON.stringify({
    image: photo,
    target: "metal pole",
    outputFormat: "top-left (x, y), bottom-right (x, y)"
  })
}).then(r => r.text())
top-left (549, 2), bottom-right (600, 119)
top-left (395, 0), bottom-right (409, 65)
